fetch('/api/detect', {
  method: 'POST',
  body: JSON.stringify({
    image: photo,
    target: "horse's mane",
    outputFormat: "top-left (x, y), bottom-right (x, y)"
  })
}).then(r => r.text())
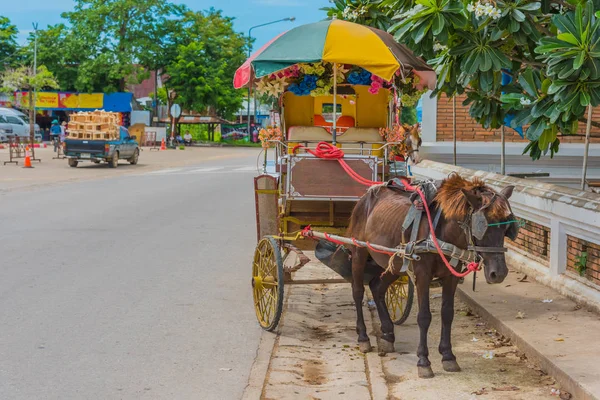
top-left (434, 174), bottom-right (510, 221)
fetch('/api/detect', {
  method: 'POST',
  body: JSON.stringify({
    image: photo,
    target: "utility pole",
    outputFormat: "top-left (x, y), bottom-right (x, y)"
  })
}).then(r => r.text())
top-left (32, 22), bottom-right (38, 130)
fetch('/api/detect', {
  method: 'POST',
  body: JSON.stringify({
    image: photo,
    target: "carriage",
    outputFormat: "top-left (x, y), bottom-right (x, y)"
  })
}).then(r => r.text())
top-left (234, 19), bottom-right (437, 332)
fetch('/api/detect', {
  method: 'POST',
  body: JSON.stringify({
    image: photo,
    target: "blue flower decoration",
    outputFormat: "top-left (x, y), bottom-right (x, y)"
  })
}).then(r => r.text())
top-left (347, 69), bottom-right (372, 85)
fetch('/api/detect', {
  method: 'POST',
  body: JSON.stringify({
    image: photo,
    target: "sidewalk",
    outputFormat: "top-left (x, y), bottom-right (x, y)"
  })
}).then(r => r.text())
top-left (458, 269), bottom-right (600, 400)
top-left (245, 254), bottom-right (566, 399)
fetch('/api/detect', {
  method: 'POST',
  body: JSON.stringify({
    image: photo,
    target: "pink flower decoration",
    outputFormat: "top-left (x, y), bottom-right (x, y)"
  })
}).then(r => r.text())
top-left (371, 81), bottom-right (382, 90)
top-left (371, 75), bottom-right (384, 84)
top-left (368, 87), bottom-right (380, 95)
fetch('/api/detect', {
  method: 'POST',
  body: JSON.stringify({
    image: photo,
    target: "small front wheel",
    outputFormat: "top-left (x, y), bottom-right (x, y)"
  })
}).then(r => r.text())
top-left (109, 152), bottom-right (119, 168)
top-left (68, 159), bottom-right (78, 168)
top-left (386, 276), bottom-right (414, 325)
top-left (252, 236), bottom-right (285, 331)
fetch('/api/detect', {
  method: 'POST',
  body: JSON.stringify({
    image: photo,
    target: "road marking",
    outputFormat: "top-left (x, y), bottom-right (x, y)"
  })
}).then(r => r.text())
top-left (183, 167), bottom-right (225, 174)
top-left (146, 168), bottom-right (184, 175)
top-left (233, 166), bottom-right (257, 172)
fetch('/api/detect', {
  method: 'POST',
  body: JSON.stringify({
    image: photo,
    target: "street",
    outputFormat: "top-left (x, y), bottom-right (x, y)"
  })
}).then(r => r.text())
top-left (0, 148), bottom-right (262, 399)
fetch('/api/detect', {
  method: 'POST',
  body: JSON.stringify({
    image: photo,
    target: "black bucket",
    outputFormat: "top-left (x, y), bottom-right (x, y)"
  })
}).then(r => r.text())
top-left (314, 239), bottom-right (385, 284)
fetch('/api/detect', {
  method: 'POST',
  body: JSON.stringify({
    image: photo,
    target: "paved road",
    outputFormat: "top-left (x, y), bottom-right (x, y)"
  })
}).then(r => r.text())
top-left (0, 149), bottom-right (263, 399)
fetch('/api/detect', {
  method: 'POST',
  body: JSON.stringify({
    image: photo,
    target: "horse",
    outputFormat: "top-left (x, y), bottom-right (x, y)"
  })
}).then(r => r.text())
top-left (401, 123), bottom-right (422, 164)
top-left (346, 174), bottom-right (518, 378)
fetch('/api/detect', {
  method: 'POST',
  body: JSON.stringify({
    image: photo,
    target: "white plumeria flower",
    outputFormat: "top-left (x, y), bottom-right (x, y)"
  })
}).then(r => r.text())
top-left (520, 97), bottom-right (532, 106)
top-left (467, 3), bottom-right (475, 11)
top-left (433, 43), bottom-right (448, 52)
top-left (490, 8), bottom-right (502, 19)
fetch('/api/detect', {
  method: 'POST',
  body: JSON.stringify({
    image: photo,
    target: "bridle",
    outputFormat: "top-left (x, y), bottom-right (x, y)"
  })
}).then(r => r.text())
top-left (459, 192), bottom-right (522, 256)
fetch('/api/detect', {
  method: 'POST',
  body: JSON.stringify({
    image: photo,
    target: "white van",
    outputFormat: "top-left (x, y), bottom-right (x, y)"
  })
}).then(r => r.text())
top-left (0, 107), bottom-right (42, 142)
top-left (0, 115), bottom-right (13, 142)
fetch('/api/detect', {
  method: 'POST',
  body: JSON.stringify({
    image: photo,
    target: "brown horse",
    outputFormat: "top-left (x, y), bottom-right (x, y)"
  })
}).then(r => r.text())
top-left (401, 123), bottom-right (422, 164)
top-left (347, 174), bottom-right (517, 378)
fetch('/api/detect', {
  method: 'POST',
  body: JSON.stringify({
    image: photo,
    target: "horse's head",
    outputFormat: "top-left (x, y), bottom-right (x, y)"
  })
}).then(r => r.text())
top-left (436, 175), bottom-right (518, 284)
top-left (402, 123), bottom-right (422, 164)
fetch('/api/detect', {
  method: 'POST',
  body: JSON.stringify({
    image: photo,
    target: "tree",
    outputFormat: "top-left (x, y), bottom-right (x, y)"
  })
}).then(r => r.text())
top-left (163, 9), bottom-right (249, 139)
top-left (1, 65), bottom-right (59, 146)
top-left (324, 0), bottom-right (600, 160)
top-left (0, 16), bottom-right (19, 72)
top-left (58, 0), bottom-right (185, 92)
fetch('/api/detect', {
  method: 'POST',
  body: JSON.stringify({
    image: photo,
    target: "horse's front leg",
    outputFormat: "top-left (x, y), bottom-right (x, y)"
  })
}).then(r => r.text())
top-left (415, 267), bottom-right (434, 378)
top-left (352, 247), bottom-right (371, 353)
top-left (369, 270), bottom-right (397, 354)
top-left (439, 275), bottom-right (461, 372)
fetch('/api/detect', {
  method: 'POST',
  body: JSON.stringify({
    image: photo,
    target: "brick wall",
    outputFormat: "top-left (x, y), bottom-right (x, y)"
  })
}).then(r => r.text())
top-left (509, 219), bottom-right (551, 263)
top-left (567, 236), bottom-right (600, 286)
top-left (436, 94), bottom-right (600, 144)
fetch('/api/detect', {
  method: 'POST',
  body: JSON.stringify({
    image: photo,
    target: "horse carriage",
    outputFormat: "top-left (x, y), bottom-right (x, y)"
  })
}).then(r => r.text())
top-left (236, 19), bottom-right (521, 377)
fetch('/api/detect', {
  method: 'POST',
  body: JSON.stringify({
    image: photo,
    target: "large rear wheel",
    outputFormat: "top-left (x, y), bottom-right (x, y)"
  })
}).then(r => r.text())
top-left (386, 276), bottom-right (414, 325)
top-left (252, 236), bottom-right (285, 331)
top-left (109, 152), bottom-right (119, 168)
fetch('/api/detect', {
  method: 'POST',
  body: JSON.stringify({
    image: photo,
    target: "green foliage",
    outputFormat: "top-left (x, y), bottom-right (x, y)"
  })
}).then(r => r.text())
top-left (323, 0), bottom-right (600, 160)
top-left (400, 106), bottom-right (418, 125)
top-left (1, 65), bottom-right (59, 92)
top-left (1, 65), bottom-right (59, 141)
top-left (0, 16), bottom-right (19, 71)
top-left (163, 9), bottom-right (249, 119)
top-left (575, 251), bottom-right (588, 277)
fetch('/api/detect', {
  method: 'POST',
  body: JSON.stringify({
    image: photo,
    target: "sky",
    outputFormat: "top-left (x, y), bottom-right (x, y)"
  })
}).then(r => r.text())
top-left (4, 0), bottom-right (330, 51)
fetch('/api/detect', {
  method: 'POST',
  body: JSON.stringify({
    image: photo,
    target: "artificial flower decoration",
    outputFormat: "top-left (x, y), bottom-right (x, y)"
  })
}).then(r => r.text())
top-left (258, 127), bottom-right (283, 148)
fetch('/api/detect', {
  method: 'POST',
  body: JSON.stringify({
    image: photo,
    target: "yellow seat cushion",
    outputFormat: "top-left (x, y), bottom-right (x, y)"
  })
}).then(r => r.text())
top-left (288, 126), bottom-right (331, 142)
top-left (336, 128), bottom-right (384, 157)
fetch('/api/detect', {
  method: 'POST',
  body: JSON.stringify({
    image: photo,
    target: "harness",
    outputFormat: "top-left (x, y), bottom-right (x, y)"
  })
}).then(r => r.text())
top-left (385, 178), bottom-right (521, 284)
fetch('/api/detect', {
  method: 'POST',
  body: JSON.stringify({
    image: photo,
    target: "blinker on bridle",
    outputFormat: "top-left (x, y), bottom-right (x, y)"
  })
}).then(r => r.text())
top-left (464, 192), bottom-right (522, 252)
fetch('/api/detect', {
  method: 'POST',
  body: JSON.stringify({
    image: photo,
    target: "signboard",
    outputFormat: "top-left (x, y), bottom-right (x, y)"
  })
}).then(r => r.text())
top-left (221, 123), bottom-right (249, 143)
top-left (14, 91), bottom-right (131, 112)
top-left (170, 104), bottom-right (182, 118)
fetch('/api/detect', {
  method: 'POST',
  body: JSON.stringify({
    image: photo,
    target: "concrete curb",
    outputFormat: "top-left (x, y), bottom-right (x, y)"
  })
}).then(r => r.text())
top-left (457, 287), bottom-right (598, 400)
top-left (241, 330), bottom-right (277, 400)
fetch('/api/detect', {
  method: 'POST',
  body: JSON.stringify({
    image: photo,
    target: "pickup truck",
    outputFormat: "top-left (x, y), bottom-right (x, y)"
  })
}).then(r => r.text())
top-left (64, 126), bottom-right (140, 168)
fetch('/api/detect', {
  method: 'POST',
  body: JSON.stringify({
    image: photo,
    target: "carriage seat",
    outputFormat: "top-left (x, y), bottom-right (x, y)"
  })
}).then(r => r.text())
top-left (336, 127), bottom-right (384, 156)
top-left (314, 114), bottom-right (355, 134)
top-left (288, 126), bottom-right (331, 142)
top-left (336, 128), bottom-right (382, 143)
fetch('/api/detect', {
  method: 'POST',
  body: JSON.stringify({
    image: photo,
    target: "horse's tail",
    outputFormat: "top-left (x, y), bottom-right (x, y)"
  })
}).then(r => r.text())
top-left (347, 184), bottom-right (386, 237)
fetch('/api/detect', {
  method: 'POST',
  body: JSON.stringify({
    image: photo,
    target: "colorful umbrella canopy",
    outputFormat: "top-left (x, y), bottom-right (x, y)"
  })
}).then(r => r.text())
top-left (233, 19), bottom-right (436, 90)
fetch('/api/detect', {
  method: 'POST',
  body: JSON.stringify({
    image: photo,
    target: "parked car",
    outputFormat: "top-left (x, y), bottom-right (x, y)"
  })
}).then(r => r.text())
top-left (0, 108), bottom-right (42, 142)
top-left (63, 126), bottom-right (140, 168)
top-left (0, 115), bottom-right (14, 142)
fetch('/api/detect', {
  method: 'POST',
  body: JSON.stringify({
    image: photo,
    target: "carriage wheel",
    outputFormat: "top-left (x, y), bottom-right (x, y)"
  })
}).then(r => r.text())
top-left (385, 276), bottom-right (414, 325)
top-left (252, 236), bottom-right (285, 331)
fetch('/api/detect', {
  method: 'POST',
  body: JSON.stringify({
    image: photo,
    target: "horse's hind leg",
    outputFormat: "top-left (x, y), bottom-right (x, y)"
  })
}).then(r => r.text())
top-left (369, 271), bottom-right (397, 354)
top-left (352, 247), bottom-right (371, 353)
top-left (439, 275), bottom-right (461, 372)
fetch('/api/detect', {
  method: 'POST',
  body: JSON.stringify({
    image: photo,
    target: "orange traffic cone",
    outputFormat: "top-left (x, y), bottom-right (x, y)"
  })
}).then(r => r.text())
top-left (23, 146), bottom-right (33, 168)
top-left (160, 138), bottom-right (166, 151)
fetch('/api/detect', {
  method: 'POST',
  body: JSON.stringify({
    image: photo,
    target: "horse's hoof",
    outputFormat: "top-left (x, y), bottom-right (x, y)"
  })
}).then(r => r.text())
top-left (378, 339), bottom-right (395, 354)
top-left (442, 360), bottom-right (461, 372)
top-left (359, 341), bottom-right (372, 353)
top-left (418, 366), bottom-right (435, 379)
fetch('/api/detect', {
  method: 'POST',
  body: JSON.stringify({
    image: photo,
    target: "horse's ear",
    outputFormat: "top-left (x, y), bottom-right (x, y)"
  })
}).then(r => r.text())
top-left (461, 188), bottom-right (482, 210)
top-left (501, 185), bottom-right (514, 200)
